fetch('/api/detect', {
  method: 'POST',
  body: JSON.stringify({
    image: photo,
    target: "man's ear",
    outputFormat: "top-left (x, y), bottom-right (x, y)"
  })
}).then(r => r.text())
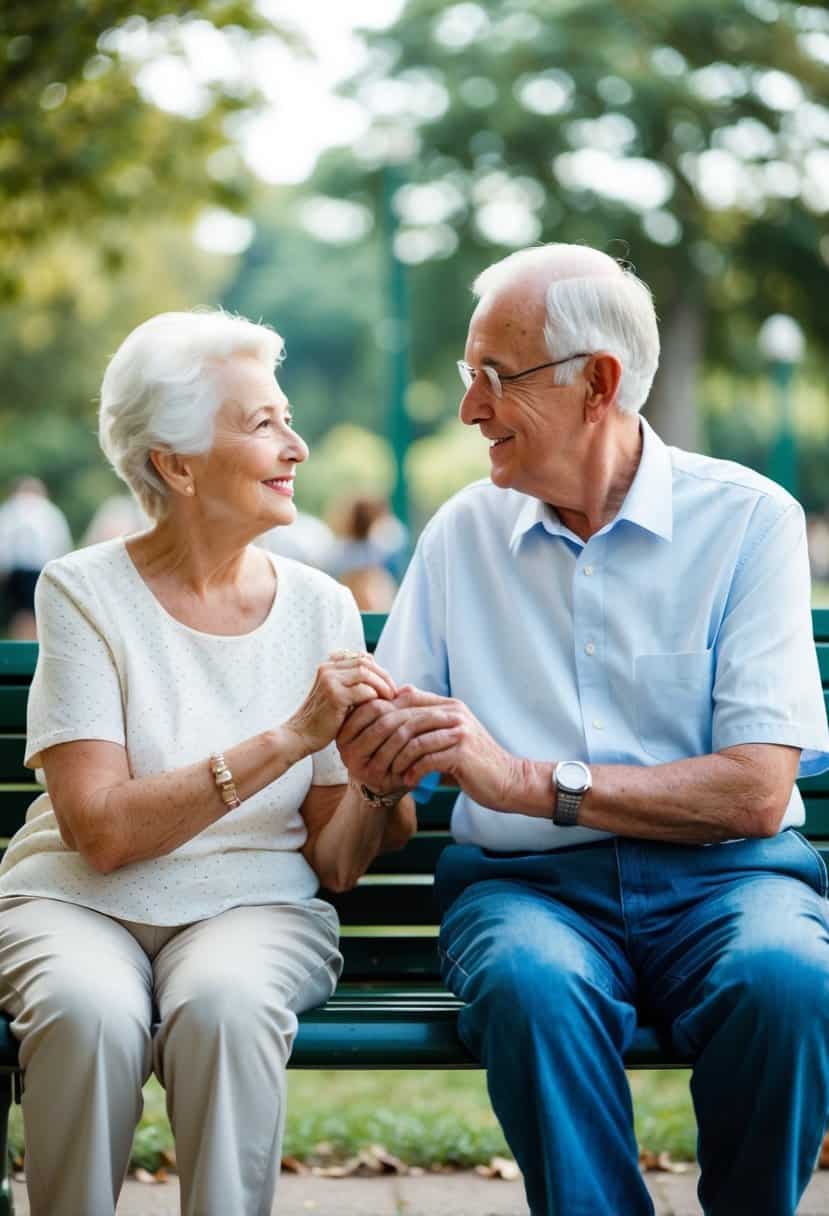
top-left (149, 449), bottom-right (196, 498)
top-left (583, 353), bottom-right (622, 424)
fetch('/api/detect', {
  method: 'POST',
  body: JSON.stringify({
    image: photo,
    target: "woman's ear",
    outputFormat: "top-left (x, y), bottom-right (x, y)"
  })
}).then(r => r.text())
top-left (149, 450), bottom-right (196, 498)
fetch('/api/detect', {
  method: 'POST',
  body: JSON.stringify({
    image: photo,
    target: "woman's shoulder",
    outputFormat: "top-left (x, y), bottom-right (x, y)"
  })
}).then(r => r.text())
top-left (39, 537), bottom-right (129, 597)
top-left (270, 552), bottom-right (348, 604)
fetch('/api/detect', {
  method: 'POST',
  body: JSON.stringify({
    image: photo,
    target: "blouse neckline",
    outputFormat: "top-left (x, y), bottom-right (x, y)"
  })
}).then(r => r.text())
top-left (118, 537), bottom-right (286, 641)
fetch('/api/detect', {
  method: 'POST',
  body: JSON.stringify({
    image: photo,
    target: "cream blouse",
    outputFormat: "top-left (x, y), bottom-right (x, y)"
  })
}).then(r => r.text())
top-left (0, 539), bottom-right (362, 923)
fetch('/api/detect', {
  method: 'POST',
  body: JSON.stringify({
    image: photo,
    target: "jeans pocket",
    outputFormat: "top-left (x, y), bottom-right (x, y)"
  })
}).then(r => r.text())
top-left (788, 829), bottom-right (829, 898)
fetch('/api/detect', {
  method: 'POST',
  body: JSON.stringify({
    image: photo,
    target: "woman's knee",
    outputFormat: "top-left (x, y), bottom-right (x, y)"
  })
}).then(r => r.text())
top-left (19, 964), bottom-right (151, 1063)
top-left (162, 970), bottom-right (295, 1046)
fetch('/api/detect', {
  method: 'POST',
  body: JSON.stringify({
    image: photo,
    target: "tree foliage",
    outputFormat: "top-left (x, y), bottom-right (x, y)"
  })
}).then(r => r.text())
top-left (0, 1), bottom-right (295, 298)
top-left (314, 0), bottom-right (829, 446)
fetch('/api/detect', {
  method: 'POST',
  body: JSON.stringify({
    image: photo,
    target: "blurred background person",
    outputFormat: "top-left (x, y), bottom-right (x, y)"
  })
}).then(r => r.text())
top-left (80, 493), bottom-right (149, 547)
top-left (0, 478), bottom-right (72, 640)
top-left (258, 508), bottom-right (336, 570)
top-left (326, 494), bottom-right (408, 611)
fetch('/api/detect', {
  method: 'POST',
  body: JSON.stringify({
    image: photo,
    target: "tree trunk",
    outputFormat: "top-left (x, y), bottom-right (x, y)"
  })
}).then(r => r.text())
top-left (643, 291), bottom-right (704, 452)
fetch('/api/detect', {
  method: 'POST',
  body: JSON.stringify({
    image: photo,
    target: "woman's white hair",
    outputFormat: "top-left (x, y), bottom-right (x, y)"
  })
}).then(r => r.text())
top-left (472, 245), bottom-right (660, 414)
top-left (99, 309), bottom-right (285, 519)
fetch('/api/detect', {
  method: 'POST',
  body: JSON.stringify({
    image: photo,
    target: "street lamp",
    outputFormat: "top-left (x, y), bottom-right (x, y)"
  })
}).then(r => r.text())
top-left (380, 166), bottom-right (410, 531)
top-left (758, 313), bottom-right (805, 497)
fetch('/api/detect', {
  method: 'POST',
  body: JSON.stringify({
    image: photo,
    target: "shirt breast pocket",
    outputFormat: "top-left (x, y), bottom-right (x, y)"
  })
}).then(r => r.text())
top-left (635, 650), bottom-right (714, 762)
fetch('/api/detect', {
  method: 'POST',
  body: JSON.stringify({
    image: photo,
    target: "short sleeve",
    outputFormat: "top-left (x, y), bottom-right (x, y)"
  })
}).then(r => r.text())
top-left (712, 501), bottom-right (829, 776)
top-left (310, 585), bottom-right (366, 786)
top-left (374, 530), bottom-right (449, 695)
top-left (25, 565), bottom-right (126, 769)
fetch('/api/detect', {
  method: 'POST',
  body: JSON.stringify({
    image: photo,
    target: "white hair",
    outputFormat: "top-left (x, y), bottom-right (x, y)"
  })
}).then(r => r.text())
top-left (472, 246), bottom-right (660, 414)
top-left (99, 309), bottom-right (285, 519)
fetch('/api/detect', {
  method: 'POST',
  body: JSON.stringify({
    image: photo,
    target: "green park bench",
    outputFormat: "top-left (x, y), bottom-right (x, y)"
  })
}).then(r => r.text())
top-left (0, 610), bottom-right (828, 1213)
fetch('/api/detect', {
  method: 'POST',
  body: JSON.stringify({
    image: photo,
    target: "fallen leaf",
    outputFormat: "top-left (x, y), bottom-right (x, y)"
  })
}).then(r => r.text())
top-left (475, 1156), bottom-right (521, 1181)
top-left (366, 1144), bottom-right (408, 1174)
top-left (819, 1131), bottom-right (829, 1169)
top-left (282, 1156), bottom-right (310, 1175)
top-left (638, 1150), bottom-right (690, 1174)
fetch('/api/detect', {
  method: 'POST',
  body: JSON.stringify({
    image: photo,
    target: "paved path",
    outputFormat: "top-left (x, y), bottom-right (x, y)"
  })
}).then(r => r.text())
top-left (11, 1166), bottom-right (829, 1214)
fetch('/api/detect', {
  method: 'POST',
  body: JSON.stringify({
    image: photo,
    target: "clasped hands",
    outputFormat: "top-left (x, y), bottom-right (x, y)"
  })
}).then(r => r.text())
top-left (336, 680), bottom-right (524, 813)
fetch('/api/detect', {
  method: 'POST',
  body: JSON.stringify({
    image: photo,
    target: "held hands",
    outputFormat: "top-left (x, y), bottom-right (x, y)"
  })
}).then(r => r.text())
top-left (337, 686), bottom-right (524, 812)
top-left (285, 650), bottom-right (397, 758)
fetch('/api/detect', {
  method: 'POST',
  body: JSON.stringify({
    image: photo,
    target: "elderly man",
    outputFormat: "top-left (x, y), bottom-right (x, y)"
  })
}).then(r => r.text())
top-left (338, 244), bottom-right (829, 1216)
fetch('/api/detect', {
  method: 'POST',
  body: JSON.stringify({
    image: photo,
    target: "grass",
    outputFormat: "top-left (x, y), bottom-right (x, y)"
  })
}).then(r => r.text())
top-left (9, 1068), bottom-right (696, 1173)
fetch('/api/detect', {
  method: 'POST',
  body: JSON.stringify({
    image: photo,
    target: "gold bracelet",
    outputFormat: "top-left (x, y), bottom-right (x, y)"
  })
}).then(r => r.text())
top-left (209, 752), bottom-right (241, 810)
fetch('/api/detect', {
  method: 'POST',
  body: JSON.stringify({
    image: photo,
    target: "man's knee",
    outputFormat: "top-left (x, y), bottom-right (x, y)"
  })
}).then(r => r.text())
top-left (715, 940), bottom-right (829, 1034)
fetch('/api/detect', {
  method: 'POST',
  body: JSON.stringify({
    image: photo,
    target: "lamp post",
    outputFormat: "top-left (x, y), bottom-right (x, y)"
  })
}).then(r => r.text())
top-left (380, 166), bottom-right (410, 530)
top-left (758, 314), bottom-right (805, 498)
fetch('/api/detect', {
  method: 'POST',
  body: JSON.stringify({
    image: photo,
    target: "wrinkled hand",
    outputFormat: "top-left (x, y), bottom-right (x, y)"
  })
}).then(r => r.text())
top-left (336, 685), bottom-right (462, 799)
top-left (337, 686), bottom-right (524, 811)
top-left (285, 651), bottom-right (397, 758)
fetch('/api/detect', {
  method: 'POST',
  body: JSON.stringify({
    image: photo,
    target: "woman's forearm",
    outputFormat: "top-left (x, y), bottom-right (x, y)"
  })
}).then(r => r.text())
top-left (305, 788), bottom-right (416, 892)
top-left (66, 727), bottom-right (307, 873)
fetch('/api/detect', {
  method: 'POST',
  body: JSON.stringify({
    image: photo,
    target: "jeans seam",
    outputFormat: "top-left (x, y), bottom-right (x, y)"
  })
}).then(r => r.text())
top-left (438, 944), bottom-right (472, 981)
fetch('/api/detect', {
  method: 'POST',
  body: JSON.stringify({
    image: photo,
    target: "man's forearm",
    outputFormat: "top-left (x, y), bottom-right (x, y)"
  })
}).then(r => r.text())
top-left (502, 746), bottom-right (798, 843)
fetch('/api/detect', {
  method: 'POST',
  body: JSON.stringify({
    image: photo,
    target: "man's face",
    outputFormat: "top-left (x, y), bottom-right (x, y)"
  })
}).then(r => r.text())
top-left (459, 287), bottom-right (585, 500)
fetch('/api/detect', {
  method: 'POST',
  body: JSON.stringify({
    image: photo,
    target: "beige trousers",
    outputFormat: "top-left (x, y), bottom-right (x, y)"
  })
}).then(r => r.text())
top-left (0, 896), bottom-right (342, 1216)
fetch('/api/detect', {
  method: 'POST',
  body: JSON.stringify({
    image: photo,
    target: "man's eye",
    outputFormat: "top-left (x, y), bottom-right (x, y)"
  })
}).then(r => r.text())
top-left (256, 418), bottom-right (273, 429)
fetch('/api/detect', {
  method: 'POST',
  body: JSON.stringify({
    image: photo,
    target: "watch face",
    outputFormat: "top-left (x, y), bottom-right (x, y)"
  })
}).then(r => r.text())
top-left (557, 761), bottom-right (589, 793)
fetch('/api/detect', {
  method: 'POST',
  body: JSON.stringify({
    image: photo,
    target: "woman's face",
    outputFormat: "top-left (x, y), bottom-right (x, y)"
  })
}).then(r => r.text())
top-left (190, 353), bottom-right (309, 532)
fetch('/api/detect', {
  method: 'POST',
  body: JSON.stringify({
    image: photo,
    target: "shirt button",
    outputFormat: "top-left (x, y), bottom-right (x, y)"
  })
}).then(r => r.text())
top-left (592, 718), bottom-right (604, 730)
top-left (584, 642), bottom-right (596, 656)
top-left (583, 565), bottom-right (594, 576)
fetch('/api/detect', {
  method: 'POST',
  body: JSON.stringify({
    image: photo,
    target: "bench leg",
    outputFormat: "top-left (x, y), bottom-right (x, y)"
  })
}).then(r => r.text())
top-left (0, 1072), bottom-right (15, 1216)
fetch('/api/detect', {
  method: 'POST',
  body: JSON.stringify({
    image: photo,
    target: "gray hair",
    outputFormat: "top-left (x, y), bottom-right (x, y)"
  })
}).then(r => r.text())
top-left (99, 309), bottom-right (285, 518)
top-left (472, 246), bottom-right (660, 414)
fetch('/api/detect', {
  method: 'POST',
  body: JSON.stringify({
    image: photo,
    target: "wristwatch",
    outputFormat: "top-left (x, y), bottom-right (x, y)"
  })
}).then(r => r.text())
top-left (552, 760), bottom-right (592, 827)
top-left (360, 783), bottom-right (404, 810)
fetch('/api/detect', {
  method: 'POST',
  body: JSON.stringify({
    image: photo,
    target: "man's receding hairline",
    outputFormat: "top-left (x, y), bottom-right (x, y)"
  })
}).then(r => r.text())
top-left (473, 245), bottom-right (625, 305)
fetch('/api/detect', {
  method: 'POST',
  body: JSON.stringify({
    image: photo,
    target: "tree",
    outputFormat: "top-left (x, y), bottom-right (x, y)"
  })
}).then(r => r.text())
top-left (317, 0), bottom-right (829, 448)
top-left (0, 1), bottom-right (298, 298)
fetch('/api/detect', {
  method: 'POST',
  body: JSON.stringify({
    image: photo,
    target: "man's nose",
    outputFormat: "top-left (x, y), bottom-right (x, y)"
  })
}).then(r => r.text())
top-left (459, 381), bottom-right (492, 427)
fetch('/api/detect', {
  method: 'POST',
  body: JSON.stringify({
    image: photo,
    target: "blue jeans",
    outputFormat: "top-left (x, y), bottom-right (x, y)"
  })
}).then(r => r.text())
top-left (436, 831), bottom-right (829, 1216)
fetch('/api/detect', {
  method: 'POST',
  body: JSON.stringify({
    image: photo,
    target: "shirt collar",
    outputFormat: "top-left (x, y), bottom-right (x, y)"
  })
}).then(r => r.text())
top-left (508, 416), bottom-right (674, 553)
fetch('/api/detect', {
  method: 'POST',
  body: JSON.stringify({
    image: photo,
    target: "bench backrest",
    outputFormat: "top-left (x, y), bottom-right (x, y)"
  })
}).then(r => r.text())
top-left (2, 611), bottom-right (829, 985)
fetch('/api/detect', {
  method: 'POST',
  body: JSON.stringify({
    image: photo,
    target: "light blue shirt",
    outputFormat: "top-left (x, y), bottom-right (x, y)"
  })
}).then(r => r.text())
top-left (376, 419), bottom-right (829, 852)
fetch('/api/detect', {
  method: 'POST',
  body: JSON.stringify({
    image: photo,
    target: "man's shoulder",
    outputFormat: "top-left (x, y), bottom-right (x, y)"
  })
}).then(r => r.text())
top-left (422, 479), bottom-right (526, 544)
top-left (669, 446), bottom-right (798, 515)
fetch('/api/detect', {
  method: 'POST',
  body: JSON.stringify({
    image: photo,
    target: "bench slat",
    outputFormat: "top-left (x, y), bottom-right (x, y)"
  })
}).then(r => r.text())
top-left (325, 883), bottom-right (439, 925)
top-left (0, 644), bottom-right (37, 679)
top-left (367, 835), bottom-right (450, 875)
top-left (340, 936), bottom-right (440, 980)
top-left (0, 737), bottom-right (29, 784)
top-left (291, 997), bottom-right (679, 1069)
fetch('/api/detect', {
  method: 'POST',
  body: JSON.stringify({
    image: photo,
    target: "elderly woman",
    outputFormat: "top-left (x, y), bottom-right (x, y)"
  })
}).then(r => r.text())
top-left (0, 310), bottom-right (416, 1216)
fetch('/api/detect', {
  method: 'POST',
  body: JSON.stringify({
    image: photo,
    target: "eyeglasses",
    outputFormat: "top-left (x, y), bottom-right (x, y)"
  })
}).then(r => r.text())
top-left (456, 353), bottom-right (592, 399)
